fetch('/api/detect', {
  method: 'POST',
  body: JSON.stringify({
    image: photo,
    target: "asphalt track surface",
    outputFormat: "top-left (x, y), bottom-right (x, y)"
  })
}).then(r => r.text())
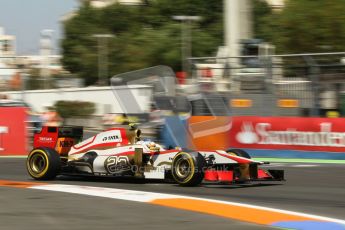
top-left (0, 158), bottom-right (344, 230)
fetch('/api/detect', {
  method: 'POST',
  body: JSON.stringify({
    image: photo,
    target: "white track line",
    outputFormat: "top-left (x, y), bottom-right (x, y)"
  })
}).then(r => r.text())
top-left (31, 183), bottom-right (345, 225)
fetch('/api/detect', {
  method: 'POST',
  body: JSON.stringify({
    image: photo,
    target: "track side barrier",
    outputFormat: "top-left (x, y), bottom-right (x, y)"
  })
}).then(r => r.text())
top-left (185, 116), bottom-right (345, 160)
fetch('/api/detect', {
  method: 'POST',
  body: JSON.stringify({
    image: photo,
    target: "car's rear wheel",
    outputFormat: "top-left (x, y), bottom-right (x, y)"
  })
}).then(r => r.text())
top-left (27, 147), bottom-right (61, 180)
top-left (171, 152), bottom-right (205, 186)
top-left (226, 148), bottom-right (251, 159)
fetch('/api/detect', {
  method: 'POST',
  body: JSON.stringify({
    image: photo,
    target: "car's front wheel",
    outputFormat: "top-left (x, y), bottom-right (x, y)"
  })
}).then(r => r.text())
top-left (171, 152), bottom-right (205, 186)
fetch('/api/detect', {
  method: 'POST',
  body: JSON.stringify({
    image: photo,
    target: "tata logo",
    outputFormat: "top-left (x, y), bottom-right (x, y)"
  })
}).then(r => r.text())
top-left (102, 135), bottom-right (120, 142)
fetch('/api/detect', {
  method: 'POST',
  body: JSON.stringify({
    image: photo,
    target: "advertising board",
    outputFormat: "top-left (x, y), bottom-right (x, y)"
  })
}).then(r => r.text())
top-left (187, 116), bottom-right (345, 153)
top-left (0, 107), bottom-right (27, 155)
top-left (230, 116), bottom-right (345, 152)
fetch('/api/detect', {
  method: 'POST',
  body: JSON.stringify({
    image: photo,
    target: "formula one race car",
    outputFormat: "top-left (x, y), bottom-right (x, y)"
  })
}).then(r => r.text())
top-left (26, 125), bottom-right (284, 186)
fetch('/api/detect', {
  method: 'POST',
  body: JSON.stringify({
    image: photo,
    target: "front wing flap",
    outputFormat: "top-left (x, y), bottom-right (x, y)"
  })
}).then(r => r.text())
top-left (204, 164), bottom-right (285, 183)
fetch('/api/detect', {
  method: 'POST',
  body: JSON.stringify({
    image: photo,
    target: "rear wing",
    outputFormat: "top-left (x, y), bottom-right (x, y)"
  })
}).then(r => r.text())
top-left (33, 126), bottom-right (83, 155)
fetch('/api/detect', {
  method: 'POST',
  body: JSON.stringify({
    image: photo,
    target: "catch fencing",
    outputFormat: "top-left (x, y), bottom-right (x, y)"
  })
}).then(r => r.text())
top-left (189, 52), bottom-right (345, 117)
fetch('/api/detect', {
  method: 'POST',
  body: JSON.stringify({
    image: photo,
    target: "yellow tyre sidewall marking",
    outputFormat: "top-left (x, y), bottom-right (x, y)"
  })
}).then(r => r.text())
top-left (27, 149), bottom-right (50, 178)
top-left (172, 152), bottom-right (195, 184)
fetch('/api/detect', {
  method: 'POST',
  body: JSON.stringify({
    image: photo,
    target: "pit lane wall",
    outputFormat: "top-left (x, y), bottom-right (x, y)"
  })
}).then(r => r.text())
top-left (162, 116), bottom-right (345, 160)
top-left (0, 107), bottom-right (28, 155)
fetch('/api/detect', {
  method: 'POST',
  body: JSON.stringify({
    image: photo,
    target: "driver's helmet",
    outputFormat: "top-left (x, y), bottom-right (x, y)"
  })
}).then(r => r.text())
top-left (129, 123), bottom-right (138, 130)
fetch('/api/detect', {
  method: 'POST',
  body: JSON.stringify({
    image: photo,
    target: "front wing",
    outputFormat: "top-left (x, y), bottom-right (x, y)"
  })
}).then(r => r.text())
top-left (204, 165), bottom-right (285, 183)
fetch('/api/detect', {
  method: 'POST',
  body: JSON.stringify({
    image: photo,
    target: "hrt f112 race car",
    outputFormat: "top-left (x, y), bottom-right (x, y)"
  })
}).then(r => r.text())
top-left (26, 125), bottom-right (284, 186)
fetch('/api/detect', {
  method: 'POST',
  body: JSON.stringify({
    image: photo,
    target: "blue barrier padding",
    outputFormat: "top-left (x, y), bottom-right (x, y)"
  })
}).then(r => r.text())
top-left (160, 116), bottom-right (188, 149)
top-left (243, 148), bottom-right (345, 160)
top-left (272, 221), bottom-right (345, 230)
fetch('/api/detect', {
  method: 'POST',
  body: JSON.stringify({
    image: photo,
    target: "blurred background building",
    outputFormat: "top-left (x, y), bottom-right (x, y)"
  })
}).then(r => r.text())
top-left (0, 27), bottom-right (17, 91)
top-left (0, 27), bottom-right (16, 56)
top-left (1, 0), bottom-right (345, 122)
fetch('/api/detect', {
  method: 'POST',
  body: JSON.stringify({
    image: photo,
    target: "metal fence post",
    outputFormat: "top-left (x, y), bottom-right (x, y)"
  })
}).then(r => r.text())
top-left (303, 55), bottom-right (321, 117)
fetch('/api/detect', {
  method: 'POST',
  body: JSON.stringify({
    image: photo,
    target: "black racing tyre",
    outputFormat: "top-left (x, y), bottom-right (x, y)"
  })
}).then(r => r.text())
top-left (26, 147), bottom-right (61, 180)
top-left (226, 148), bottom-right (251, 159)
top-left (171, 152), bottom-right (205, 187)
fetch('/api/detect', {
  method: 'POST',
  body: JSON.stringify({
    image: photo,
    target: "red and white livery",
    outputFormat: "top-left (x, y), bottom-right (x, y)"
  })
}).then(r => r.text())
top-left (27, 125), bottom-right (284, 186)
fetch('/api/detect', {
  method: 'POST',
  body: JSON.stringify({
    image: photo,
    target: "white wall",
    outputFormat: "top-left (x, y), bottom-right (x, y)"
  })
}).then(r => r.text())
top-left (6, 86), bottom-right (151, 115)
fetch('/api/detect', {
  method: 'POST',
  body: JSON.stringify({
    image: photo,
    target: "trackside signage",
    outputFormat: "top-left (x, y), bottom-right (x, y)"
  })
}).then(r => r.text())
top-left (0, 107), bottom-right (27, 155)
top-left (230, 117), bottom-right (345, 152)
